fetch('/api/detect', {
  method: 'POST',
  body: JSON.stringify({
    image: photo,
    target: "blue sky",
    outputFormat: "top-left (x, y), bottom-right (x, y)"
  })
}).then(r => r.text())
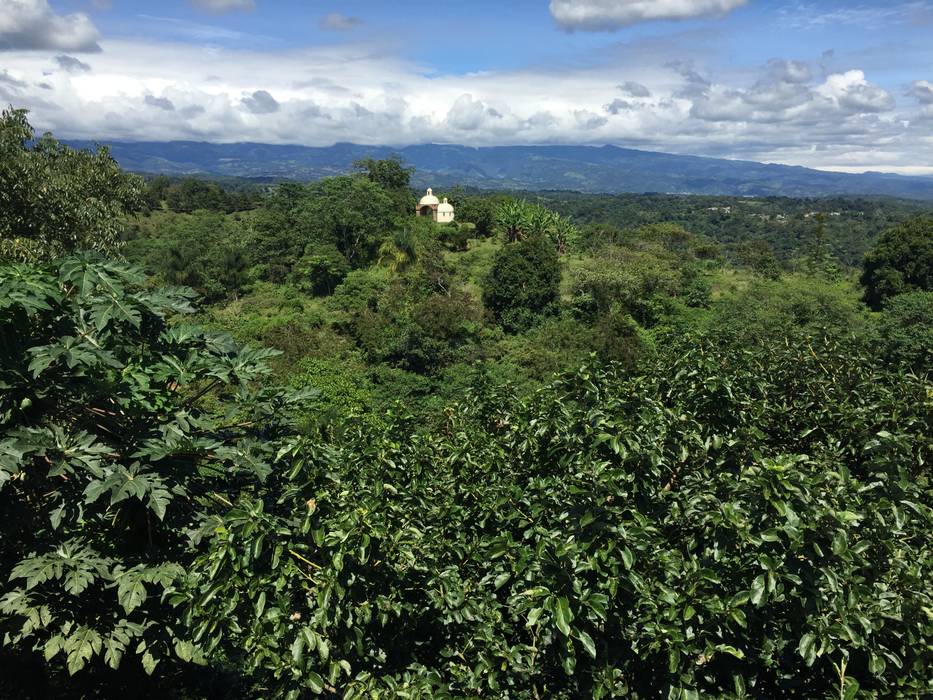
top-left (2, 0), bottom-right (933, 173)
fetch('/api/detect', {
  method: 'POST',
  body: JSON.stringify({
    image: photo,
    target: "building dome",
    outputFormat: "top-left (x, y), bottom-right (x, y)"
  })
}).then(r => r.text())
top-left (436, 197), bottom-right (455, 223)
top-left (419, 187), bottom-right (440, 207)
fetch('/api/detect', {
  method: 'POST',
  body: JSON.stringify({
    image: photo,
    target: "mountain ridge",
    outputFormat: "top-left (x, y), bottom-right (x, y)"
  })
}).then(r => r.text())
top-left (65, 139), bottom-right (933, 200)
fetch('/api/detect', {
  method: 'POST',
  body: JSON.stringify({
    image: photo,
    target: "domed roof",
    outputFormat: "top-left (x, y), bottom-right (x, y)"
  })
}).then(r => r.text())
top-left (437, 197), bottom-right (454, 213)
top-left (419, 188), bottom-right (439, 206)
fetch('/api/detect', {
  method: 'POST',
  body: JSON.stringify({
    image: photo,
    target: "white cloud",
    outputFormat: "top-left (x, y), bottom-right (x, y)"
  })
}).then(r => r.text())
top-left (190, 0), bottom-right (254, 13)
top-left (550, 0), bottom-right (748, 30)
top-left (1, 39), bottom-right (930, 175)
top-left (319, 13), bottom-right (363, 31)
top-left (241, 89), bottom-right (279, 113)
top-left (0, 0), bottom-right (100, 52)
top-left (819, 70), bottom-right (894, 113)
top-left (907, 80), bottom-right (933, 104)
top-left (144, 94), bottom-right (175, 111)
top-left (618, 80), bottom-right (651, 97)
top-left (446, 93), bottom-right (503, 131)
top-left (55, 55), bottom-right (91, 73)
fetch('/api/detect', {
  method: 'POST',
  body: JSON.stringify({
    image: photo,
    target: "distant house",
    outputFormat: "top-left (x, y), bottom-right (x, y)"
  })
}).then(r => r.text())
top-left (416, 188), bottom-right (455, 224)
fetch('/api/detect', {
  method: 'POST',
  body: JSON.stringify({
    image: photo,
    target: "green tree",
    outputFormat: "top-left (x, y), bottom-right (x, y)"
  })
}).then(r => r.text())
top-left (245, 177), bottom-right (397, 271)
top-left (876, 291), bottom-right (933, 372)
top-left (0, 255), bottom-right (307, 688)
top-left (294, 243), bottom-right (351, 296)
top-left (0, 109), bottom-right (142, 261)
top-left (737, 239), bottom-right (781, 279)
top-left (353, 156), bottom-right (415, 216)
top-left (860, 217), bottom-right (933, 310)
top-left (353, 155), bottom-right (413, 192)
top-left (483, 235), bottom-right (560, 331)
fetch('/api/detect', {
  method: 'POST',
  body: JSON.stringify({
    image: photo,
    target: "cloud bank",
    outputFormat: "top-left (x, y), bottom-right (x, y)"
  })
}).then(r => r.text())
top-left (1, 37), bottom-right (931, 175)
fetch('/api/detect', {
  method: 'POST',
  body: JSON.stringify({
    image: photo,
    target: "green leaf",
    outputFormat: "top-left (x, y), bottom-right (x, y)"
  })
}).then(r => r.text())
top-left (305, 671), bottom-right (325, 694)
top-left (142, 649), bottom-right (158, 675)
top-left (554, 596), bottom-right (573, 637)
top-left (868, 652), bottom-right (886, 676)
top-left (175, 639), bottom-right (195, 663)
top-left (750, 574), bottom-right (766, 606)
top-left (576, 629), bottom-right (596, 659)
top-left (798, 633), bottom-right (817, 666)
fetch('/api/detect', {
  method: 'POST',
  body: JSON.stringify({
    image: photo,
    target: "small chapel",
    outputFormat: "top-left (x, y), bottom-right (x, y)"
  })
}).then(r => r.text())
top-left (416, 188), bottom-right (455, 224)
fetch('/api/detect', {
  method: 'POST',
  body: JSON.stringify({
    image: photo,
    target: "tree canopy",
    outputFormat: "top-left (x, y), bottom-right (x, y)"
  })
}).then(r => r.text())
top-left (859, 217), bottom-right (933, 309)
top-left (0, 108), bottom-right (142, 262)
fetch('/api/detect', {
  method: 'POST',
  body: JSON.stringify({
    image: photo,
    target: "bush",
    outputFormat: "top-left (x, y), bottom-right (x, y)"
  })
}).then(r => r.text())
top-left (294, 244), bottom-right (350, 296)
top-left (876, 291), bottom-right (933, 372)
top-left (860, 217), bottom-right (933, 310)
top-left (483, 236), bottom-right (560, 332)
top-left (187, 334), bottom-right (933, 698)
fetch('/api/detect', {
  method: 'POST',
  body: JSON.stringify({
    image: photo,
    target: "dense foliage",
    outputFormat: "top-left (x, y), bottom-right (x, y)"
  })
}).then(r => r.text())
top-left (0, 108), bottom-right (142, 262)
top-left (483, 236), bottom-right (561, 331)
top-left (189, 333), bottom-right (932, 699)
top-left (537, 192), bottom-right (930, 267)
top-left (0, 256), bottom-right (308, 693)
top-left (2, 111), bottom-right (932, 698)
top-left (860, 218), bottom-right (933, 310)
top-left (144, 176), bottom-right (262, 215)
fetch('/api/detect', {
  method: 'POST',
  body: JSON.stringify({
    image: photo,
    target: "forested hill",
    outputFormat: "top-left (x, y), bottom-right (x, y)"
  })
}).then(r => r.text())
top-left (66, 139), bottom-right (933, 200)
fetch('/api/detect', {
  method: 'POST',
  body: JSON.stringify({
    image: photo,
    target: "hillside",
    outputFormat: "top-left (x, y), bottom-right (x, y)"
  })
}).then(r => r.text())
top-left (66, 140), bottom-right (933, 200)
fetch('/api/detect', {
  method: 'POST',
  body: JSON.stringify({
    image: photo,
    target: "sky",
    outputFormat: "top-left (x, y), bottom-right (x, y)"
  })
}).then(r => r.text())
top-left (1, 0), bottom-right (933, 174)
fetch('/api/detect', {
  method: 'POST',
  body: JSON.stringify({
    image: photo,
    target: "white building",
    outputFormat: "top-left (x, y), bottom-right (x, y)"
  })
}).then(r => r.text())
top-left (416, 188), bottom-right (455, 224)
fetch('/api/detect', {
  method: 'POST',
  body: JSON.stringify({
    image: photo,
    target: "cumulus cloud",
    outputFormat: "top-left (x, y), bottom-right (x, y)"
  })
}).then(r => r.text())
top-left (604, 98), bottom-right (632, 114)
top-left (319, 13), bottom-right (363, 31)
top-left (55, 55), bottom-right (91, 73)
top-left (679, 60), bottom-right (895, 127)
top-left (190, 0), bottom-right (254, 13)
top-left (907, 80), bottom-right (933, 104)
top-left (446, 93), bottom-right (502, 131)
top-left (145, 95), bottom-right (175, 111)
top-left (550, 0), bottom-right (749, 30)
top-left (820, 70), bottom-right (894, 113)
top-left (241, 89), bottom-right (279, 114)
top-left (0, 0), bottom-right (101, 51)
top-left (765, 58), bottom-right (811, 85)
top-left (574, 109), bottom-right (608, 129)
top-left (619, 80), bottom-right (651, 97)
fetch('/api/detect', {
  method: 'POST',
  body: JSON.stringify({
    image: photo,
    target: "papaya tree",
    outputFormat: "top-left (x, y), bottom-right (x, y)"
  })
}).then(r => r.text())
top-left (0, 254), bottom-right (310, 688)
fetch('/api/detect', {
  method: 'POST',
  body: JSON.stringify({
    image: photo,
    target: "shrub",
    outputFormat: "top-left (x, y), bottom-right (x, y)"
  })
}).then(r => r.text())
top-left (483, 236), bottom-right (560, 332)
top-left (861, 217), bottom-right (933, 310)
top-left (876, 291), bottom-right (933, 372)
top-left (0, 255), bottom-right (307, 687)
top-left (295, 244), bottom-right (351, 296)
top-left (187, 334), bottom-right (933, 698)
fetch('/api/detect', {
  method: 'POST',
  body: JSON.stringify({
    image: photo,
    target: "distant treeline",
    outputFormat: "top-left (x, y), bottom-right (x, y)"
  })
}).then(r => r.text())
top-left (524, 191), bottom-right (932, 266)
top-left (142, 174), bottom-right (265, 213)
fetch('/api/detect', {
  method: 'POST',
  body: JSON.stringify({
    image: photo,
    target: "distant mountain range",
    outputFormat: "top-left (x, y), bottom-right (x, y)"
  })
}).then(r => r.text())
top-left (67, 140), bottom-right (933, 200)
